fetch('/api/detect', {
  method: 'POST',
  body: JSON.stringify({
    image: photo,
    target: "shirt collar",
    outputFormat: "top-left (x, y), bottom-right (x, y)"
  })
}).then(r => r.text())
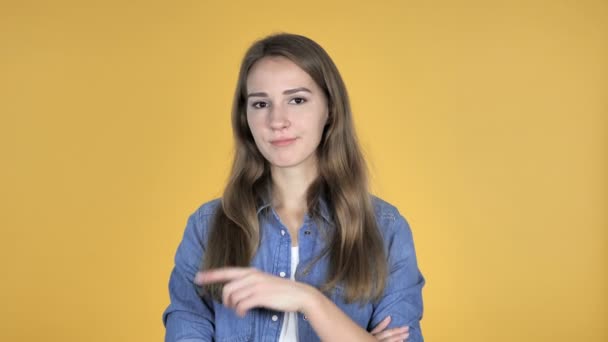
top-left (255, 192), bottom-right (332, 224)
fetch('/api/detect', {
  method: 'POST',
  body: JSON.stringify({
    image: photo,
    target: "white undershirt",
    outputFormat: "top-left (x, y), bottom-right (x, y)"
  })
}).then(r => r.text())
top-left (278, 246), bottom-right (299, 342)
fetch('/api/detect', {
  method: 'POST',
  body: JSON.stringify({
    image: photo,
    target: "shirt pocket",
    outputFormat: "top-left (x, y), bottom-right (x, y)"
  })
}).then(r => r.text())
top-left (328, 285), bottom-right (374, 329)
top-left (214, 304), bottom-right (254, 342)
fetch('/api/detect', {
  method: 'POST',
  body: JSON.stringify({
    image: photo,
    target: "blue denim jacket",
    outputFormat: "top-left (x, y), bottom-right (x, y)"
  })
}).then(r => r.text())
top-left (163, 196), bottom-right (425, 341)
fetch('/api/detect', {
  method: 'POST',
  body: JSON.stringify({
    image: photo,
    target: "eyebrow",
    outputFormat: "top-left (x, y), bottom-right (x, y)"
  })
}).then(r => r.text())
top-left (247, 87), bottom-right (312, 99)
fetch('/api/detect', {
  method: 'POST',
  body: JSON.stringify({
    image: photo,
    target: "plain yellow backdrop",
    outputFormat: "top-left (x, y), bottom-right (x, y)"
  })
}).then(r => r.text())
top-left (1, 0), bottom-right (606, 341)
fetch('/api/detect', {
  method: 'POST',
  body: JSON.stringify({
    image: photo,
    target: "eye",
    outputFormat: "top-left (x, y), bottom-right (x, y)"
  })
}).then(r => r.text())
top-left (289, 97), bottom-right (307, 105)
top-left (251, 101), bottom-right (269, 109)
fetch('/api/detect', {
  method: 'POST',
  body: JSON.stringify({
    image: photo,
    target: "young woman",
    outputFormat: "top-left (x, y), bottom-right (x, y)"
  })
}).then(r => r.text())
top-left (163, 33), bottom-right (425, 342)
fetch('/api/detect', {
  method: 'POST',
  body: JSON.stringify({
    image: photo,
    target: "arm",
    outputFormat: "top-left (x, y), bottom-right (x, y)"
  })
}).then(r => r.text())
top-left (196, 268), bottom-right (409, 342)
top-left (192, 210), bottom-right (424, 341)
top-left (302, 287), bottom-right (399, 342)
top-left (368, 213), bottom-right (425, 341)
top-left (163, 211), bottom-right (215, 342)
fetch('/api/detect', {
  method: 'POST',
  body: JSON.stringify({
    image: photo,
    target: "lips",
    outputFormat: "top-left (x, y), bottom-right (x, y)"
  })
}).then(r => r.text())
top-left (270, 138), bottom-right (297, 147)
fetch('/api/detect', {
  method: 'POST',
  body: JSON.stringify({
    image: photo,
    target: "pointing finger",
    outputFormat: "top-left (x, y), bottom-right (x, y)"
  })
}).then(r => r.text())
top-left (194, 267), bottom-right (253, 285)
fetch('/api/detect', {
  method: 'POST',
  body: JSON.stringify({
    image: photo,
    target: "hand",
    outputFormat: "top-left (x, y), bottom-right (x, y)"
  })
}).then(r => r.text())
top-left (194, 267), bottom-right (313, 317)
top-left (371, 316), bottom-right (410, 342)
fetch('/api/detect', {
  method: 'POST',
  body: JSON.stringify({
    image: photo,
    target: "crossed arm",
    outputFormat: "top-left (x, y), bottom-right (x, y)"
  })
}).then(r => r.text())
top-left (196, 267), bottom-right (410, 342)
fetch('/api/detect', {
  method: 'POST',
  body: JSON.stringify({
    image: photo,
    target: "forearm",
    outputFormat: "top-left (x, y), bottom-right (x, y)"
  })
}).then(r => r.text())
top-left (301, 286), bottom-right (376, 342)
top-left (164, 310), bottom-right (214, 342)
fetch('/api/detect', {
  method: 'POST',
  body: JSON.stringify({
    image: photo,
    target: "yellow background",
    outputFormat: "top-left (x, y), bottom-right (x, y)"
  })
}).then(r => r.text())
top-left (1, 0), bottom-right (606, 341)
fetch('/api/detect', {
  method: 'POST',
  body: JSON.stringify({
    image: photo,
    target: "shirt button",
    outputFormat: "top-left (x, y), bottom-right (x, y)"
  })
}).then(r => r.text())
top-left (304, 230), bottom-right (311, 235)
top-left (281, 230), bottom-right (285, 236)
top-left (303, 315), bottom-right (308, 320)
top-left (279, 272), bottom-right (286, 277)
top-left (272, 315), bottom-right (278, 321)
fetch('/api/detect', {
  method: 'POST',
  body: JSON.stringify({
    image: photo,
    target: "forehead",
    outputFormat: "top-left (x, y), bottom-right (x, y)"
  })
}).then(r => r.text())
top-left (246, 56), bottom-right (317, 92)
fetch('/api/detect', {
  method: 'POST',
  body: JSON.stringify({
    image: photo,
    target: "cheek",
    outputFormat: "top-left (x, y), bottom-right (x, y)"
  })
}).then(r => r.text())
top-left (316, 111), bottom-right (329, 136)
top-left (246, 115), bottom-right (262, 136)
top-left (246, 116), bottom-right (268, 152)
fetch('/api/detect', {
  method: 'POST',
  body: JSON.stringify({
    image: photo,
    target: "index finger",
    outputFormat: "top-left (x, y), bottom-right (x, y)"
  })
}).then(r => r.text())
top-left (194, 267), bottom-right (253, 285)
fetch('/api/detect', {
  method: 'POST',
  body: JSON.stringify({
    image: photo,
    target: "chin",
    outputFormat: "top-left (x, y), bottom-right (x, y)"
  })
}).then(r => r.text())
top-left (269, 159), bottom-right (304, 168)
top-left (263, 149), bottom-right (317, 170)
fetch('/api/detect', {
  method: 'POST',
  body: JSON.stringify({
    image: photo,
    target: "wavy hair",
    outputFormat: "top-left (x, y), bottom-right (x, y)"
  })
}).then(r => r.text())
top-left (202, 33), bottom-right (387, 303)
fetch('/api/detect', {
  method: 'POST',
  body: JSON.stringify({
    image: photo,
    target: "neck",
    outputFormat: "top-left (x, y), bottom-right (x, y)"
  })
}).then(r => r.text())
top-left (270, 163), bottom-right (318, 212)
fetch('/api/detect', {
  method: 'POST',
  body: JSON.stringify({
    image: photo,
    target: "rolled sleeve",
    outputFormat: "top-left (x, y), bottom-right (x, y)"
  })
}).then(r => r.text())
top-left (163, 210), bottom-right (215, 342)
top-left (369, 213), bottom-right (425, 341)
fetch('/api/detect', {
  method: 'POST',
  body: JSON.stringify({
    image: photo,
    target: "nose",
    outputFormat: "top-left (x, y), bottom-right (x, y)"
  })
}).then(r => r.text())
top-left (268, 103), bottom-right (290, 130)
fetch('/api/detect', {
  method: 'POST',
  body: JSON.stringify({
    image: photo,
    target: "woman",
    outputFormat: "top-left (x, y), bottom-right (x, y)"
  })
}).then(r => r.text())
top-left (163, 33), bottom-right (425, 342)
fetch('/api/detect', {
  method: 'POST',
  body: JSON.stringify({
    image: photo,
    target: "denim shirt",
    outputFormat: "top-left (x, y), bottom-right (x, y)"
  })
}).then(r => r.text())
top-left (163, 196), bottom-right (425, 341)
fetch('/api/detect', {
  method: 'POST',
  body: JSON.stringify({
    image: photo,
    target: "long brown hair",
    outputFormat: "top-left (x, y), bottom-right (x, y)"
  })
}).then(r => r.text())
top-left (202, 33), bottom-right (387, 303)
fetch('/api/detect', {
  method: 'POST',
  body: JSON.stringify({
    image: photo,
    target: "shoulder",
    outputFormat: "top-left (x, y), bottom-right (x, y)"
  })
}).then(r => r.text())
top-left (180, 198), bottom-right (222, 246)
top-left (172, 198), bottom-right (222, 270)
top-left (371, 195), bottom-right (402, 220)
top-left (370, 195), bottom-right (413, 238)
top-left (192, 197), bottom-right (222, 219)
top-left (371, 195), bottom-right (410, 228)
top-left (370, 196), bottom-right (419, 266)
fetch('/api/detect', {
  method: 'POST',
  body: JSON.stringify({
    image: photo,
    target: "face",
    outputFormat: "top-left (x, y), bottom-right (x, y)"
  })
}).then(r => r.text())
top-left (246, 56), bottom-right (329, 172)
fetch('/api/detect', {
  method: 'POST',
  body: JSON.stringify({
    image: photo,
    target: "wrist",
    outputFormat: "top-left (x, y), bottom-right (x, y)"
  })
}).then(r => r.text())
top-left (298, 283), bottom-right (324, 317)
